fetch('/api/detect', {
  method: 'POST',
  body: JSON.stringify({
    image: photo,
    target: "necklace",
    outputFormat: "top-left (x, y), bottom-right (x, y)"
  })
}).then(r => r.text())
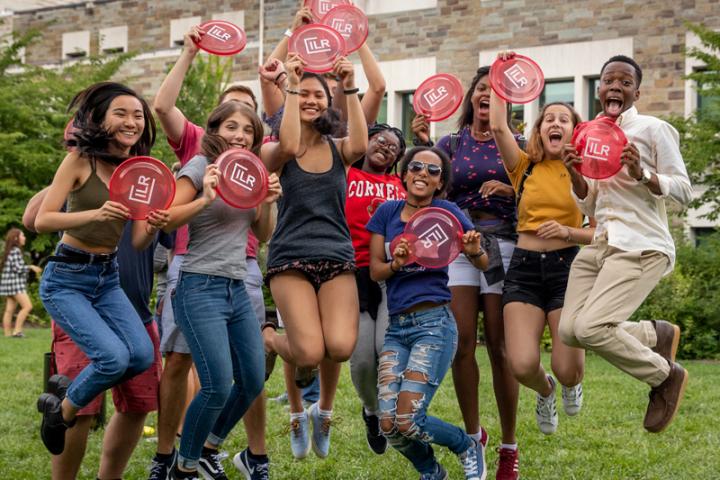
top-left (405, 200), bottom-right (431, 209)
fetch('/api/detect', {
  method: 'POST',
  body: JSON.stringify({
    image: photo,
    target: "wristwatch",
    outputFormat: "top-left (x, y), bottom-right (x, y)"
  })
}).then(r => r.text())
top-left (639, 168), bottom-right (652, 184)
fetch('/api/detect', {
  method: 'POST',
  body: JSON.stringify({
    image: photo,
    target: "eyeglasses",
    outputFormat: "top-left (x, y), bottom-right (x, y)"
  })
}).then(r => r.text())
top-left (407, 160), bottom-right (442, 177)
top-left (374, 135), bottom-right (399, 153)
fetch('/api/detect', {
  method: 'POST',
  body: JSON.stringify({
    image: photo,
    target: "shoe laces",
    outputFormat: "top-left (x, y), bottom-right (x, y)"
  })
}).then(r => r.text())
top-left (536, 393), bottom-right (556, 417)
top-left (148, 459), bottom-right (165, 479)
top-left (563, 384), bottom-right (583, 403)
top-left (496, 448), bottom-right (519, 476)
top-left (460, 447), bottom-right (479, 476)
top-left (319, 415), bottom-right (333, 435)
top-left (203, 450), bottom-right (226, 475)
top-left (289, 417), bottom-right (305, 438)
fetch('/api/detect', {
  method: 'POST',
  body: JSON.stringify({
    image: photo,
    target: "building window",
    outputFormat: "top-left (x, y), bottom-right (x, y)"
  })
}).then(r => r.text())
top-left (401, 92), bottom-right (415, 145)
top-left (588, 77), bottom-right (602, 119)
top-left (62, 31), bottom-right (90, 59)
top-left (99, 26), bottom-right (128, 54)
top-left (211, 10), bottom-right (245, 29)
top-left (170, 16), bottom-right (202, 48)
top-left (696, 73), bottom-right (720, 120)
top-left (539, 80), bottom-right (574, 107)
top-left (354, 0), bottom-right (437, 15)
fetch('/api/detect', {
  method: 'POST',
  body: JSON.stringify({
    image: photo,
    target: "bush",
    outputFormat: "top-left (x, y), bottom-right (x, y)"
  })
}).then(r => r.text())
top-left (632, 232), bottom-right (720, 359)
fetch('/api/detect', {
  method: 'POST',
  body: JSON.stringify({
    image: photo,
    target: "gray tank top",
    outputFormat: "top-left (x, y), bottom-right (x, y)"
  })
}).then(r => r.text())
top-left (267, 139), bottom-right (354, 267)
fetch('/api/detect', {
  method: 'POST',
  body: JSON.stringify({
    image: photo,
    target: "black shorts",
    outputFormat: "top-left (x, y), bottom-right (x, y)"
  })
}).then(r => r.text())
top-left (265, 259), bottom-right (356, 292)
top-left (502, 246), bottom-right (579, 313)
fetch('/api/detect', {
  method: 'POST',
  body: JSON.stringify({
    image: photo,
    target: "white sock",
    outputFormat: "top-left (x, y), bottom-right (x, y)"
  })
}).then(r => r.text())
top-left (318, 407), bottom-right (333, 418)
top-left (469, 431), bottom-right (482, 442)
top-left (290, 411), bottom-right (306, 421)
top-left (501, 443), bottom-right (518, 451)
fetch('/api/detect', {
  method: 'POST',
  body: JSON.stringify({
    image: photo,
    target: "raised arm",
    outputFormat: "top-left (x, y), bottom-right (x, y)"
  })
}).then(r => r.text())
top-left (489, 88), bottom-right (521, 172)
top-left (152, 26), bottom-right (202, 144)
top-left (258, 57), bottom-right (287, 118)
top-left (336, 57), bottom-right (368, 166)
top-left (357, 43), bottom-right (386, 125)
top-left (261, 54), bottom-right (303, 172)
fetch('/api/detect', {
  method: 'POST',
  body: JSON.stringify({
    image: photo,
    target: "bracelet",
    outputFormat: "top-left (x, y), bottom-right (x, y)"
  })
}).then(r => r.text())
top-left (565, 228), bottom-right (573, 243)
top-left (466, 248), bottom-right (486, 259)
top-left (284, 28), bottom-right (293, 38)
top-left (285, 88), bottom-right (299, 95)
top-left (389, 261), bottom-right (399, 273)
top-left (274, 71), bottom-right (287, 86)
top-left (343, 87), bottom-right (359, 95)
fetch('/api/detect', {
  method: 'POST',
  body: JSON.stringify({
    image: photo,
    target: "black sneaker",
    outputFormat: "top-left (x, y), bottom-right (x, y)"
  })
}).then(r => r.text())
top-left (47, 374), bottom-right (72, 399)
top-left (148, 449), bottom-right (177, 480)
top-left (170, 465), bottom-right (199, 480)
top-left (361, 408), bottom-right (387, 454)
top-left (233, 448), bottom-right (269, 480)
top-left (37, 392), bottom-right (73, 455)
top-left (198, 447), bottom-right (228, 479)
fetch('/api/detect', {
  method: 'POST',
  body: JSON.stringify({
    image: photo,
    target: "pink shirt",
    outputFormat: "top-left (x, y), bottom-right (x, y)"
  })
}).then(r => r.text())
top-left (169, 119), bottom-right (259, 257)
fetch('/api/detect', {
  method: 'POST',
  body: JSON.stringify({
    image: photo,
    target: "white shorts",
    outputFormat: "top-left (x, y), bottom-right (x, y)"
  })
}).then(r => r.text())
top-left (448, 237), bottom-right (515, 294)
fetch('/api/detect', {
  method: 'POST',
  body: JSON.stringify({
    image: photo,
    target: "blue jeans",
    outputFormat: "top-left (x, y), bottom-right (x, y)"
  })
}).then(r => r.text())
top-left (378, 305), bottom-right (471, 475)
top-left (39, 244), bottom-right (154, 409)
top-left (173, 272), bottom-right (265, 469)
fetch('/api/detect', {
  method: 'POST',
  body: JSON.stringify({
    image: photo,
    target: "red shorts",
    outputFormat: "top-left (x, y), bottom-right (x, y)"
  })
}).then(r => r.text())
top-left (51, 320), bottom-right (162, 416)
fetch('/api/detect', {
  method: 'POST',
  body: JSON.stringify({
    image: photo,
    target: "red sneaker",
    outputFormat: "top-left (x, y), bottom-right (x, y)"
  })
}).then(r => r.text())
top-left (496, 447), bottom-right (519, 480)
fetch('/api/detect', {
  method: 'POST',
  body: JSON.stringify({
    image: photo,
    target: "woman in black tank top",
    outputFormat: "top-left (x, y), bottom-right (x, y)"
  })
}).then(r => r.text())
top-left (260, 54), bottom-right (368, 459)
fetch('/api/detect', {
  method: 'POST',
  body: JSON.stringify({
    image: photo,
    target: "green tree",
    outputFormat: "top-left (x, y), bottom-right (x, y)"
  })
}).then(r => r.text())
top-left (669, 23), bottom-right (720, 219)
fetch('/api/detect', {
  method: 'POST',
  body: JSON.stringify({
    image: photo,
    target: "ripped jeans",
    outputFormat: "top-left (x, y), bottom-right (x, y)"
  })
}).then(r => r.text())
top-left (378, 305), bottom-right (471, 474)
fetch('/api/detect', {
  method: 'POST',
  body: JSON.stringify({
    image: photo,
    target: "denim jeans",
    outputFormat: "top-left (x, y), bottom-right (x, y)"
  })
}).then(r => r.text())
top-left (172, 272), bottom-right (265, 469)
top-left (39, 244), bottom-right (154, 409)
top-left (378, 305), bottom-right (471, 475)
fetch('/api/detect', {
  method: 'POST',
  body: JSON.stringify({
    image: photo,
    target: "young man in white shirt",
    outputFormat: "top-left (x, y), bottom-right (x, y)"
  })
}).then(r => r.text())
top-left (559, 55), bottom-right (692, 433)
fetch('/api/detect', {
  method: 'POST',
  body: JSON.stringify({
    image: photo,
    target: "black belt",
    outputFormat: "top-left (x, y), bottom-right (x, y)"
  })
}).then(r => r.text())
top-left (48, 246), bottom-right (117, 265)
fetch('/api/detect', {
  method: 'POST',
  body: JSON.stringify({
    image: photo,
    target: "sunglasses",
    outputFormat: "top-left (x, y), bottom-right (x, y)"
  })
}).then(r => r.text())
top-left (407, 160), bottom-right (442, 177)
top-left (374, 135), bottom-right (400, 153)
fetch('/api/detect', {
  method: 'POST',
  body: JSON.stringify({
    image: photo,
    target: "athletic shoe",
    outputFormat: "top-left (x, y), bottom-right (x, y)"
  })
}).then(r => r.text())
top-left (458, 442), bottom-right (482, 480)
top-left (294, 366), bottom-right (318, 389)
top-left (148, 449), bottom-right (177, 480)
top-left (474, 428), bottom-right (489, 480)
top-left (644, 362), bottom-right (689, 433)
top-left (420, 463), bottom-right (449, 480)
top-left (495, 447), bottom-right (519, 480)
top-left (308, 402), bottom-right (332, 458)
top-left (47, 374), bottom-right (72, 400)
top-left (561, 383), bottom-right (584, 416)
top-left (289, 411), bottom-right (311, 459)
top-left (233, 448), bottom-right (269, 480)
top-left (652, 320), bottom-right (681, 363)
top-left (170, 465), bottom-right (200, 480)
top-left (361, 408), bottom-right (387, 454)
top-left (535, 375), bottom-right (558, 435)
top-left (197, 447), bottom-right (228, 480)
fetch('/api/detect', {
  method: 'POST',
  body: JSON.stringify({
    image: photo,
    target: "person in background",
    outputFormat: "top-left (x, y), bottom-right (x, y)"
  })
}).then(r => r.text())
top-left (1, 227), bottom-right (42, 337)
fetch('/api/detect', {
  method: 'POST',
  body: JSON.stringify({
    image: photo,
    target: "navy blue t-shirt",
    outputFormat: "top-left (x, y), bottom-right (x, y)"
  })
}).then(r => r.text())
top-left (116, 223), bottom-right (173, 324)
top-left (366, 199), bottom-right (474, 315)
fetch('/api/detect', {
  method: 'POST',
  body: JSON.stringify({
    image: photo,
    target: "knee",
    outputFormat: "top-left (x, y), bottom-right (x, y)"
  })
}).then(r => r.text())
top-left (553, 365), bottom-right (584, 387)
top-left (97, 347), bottom-right (131, 379)
top-left (573, 321), bottom-right (603, 348)
top-left (326, 343), bottom-right (353, 363)
top-left (455, 333), bottom-right (477, 361)
top-left (508, 356), bottom-right (540, 384)
top-left (558, 316), bottom-right (577, 346)
top-left (395, 412), bottom-right (426, 441)
top-left (20, 304), bottom-right (33, 313)
top-left (379, 416), bottom-right (396, 437)
top-left (128, 337), bottom-right (155, 374)
top-left (291, 344), bottom-right (324, 368)
top-left (164, 353), bottom-right (192, 378)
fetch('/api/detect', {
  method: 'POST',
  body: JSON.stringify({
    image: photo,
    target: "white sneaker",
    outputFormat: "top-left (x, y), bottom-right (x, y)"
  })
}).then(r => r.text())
top-left (536, 375), bottom-right (558, 435)
top-left (562, 383), bottom-right (583, 416)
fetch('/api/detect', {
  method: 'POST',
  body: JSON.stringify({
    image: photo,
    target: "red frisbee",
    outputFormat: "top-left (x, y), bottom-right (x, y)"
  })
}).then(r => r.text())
top-left (320, 5), bottom-right (368, 54)
top-left (289, 23), bottom-right (346, 73)
top-left (304, 0), bottom-right (353, 20)
top-left (490, 54), bottom-right (545, 104)
top-left (193, 20), bottom-right (246, 56)
top-left (109, 156), bottom-right (176, 220)
top-left (389, 233), bottom-right (418, 267)
top-left (404, 207), bottom-right (463, 269)
top-left (215, 148), bottom-right (269, 209)
top-left (571, 117), bottom-right (627, 179)
top-left (413, 74), bottom-right (464, 122)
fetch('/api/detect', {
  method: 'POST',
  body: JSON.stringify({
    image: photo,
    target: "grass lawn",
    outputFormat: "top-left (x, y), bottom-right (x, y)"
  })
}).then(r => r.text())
top-left (1, 327), bottom-right (718, 479)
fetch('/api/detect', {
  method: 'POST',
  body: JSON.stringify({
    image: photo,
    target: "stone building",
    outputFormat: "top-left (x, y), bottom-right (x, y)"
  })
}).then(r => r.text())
top-left (2, 0), bottom-right (719, 238)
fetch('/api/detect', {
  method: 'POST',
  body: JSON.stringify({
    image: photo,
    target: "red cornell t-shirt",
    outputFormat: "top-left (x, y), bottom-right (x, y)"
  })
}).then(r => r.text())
top-left (168, 118), bottom-right (259, 257)
top-left (346, 168), bottom-right (406, 267)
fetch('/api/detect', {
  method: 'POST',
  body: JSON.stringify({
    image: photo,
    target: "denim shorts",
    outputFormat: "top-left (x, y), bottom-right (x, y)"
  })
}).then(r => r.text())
top-left (502, 246), bottom-right (579, 313)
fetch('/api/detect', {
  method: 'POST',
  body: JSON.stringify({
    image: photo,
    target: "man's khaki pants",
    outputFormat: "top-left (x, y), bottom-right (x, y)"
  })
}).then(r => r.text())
top-left (559, 236), bottom-right (671, 387)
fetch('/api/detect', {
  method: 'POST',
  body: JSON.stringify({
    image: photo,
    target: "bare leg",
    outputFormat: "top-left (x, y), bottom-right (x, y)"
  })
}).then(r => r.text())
top-left (12, 292), bottom-right (33, 335)
top-left (97, 412), bottom-right (147, 479)
top-left (449, 286), bottom-right (480, 435)
top-left (504, 303), bottom-right (553, 396)
top-left (51, 415), bottom-right (93, 480)
top-left (284, 361), bottom-right (305, 414)
top-left (242, 390), bottom-right (267, 454)
top-left (3, 296), bottom-right (16, 337)
top-left (547, 310), bottom-right (585, 387)
top-left (157, 352), bottom-right (192, 455)
top-left (482, 293), bottom-right (519, 444)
